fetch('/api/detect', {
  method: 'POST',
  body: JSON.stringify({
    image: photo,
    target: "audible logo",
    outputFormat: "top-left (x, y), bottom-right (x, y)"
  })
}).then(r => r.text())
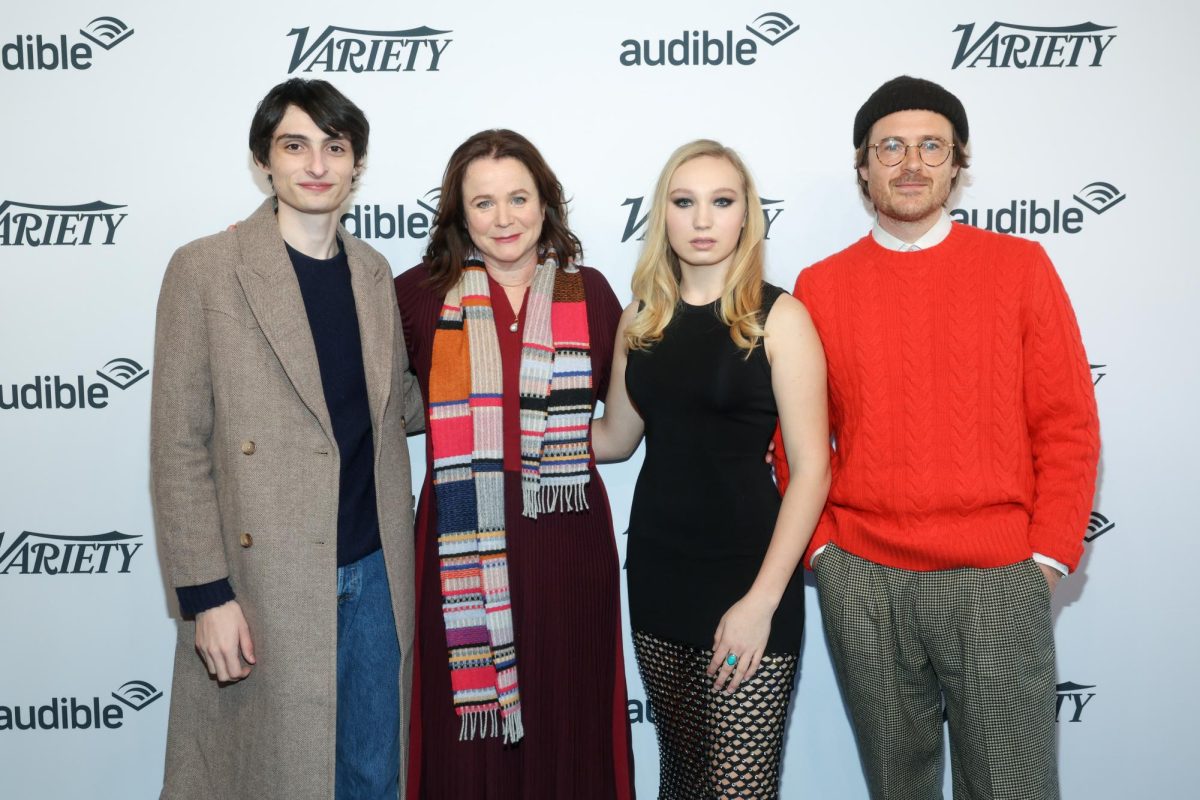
top-left (950, 181), bottom-right (1126, 236)
top-left (620, 11), bottom-right (797, 67)
top-left (2, 17), bottom-right (133, 71)
top-left (341, 188), bottom-right (439, 240)
top-left (0, 680), bottom-right (162, 732)
top-left (0, 357), bottom-right (147, 411)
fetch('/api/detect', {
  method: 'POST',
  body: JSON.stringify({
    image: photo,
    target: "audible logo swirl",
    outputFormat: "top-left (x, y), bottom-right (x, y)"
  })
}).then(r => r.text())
top-left (620, 11), bottom-right (798, 67)
top-left (287, 25), bottom-right (451, 73)
top-left (3, 17), bottom-right (133, 71)
top-left (0, 680), bottom-right (161, 732)
top-left (1085, 511), bottom-right (1115, 543)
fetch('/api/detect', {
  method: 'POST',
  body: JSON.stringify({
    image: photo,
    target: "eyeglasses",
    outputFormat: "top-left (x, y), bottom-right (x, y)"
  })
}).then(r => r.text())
top-left (867, 137), bottom-right (954, 168)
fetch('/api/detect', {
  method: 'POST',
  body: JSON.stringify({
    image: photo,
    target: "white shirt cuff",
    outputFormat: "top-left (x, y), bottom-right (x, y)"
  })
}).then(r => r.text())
top-left (1032, 552), bottom-right (1070, 576)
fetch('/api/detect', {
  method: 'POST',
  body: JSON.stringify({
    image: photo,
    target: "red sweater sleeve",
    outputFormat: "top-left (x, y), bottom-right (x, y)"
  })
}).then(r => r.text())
top-left (1021, 245), bottom-right (1101, 570)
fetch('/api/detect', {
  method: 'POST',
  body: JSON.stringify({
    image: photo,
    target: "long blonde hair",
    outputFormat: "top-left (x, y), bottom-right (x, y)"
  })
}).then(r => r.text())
top-left (625, 140), bottom-right (767, 353)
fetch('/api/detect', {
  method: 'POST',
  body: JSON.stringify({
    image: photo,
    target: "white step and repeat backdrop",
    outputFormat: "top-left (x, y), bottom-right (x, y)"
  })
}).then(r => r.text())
top-left (2, 1), bottom-right (1197, 797)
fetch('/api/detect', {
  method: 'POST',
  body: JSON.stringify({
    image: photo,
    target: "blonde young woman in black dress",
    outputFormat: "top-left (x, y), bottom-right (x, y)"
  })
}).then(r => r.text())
top-left (592, 140), bottom-right (830, 799)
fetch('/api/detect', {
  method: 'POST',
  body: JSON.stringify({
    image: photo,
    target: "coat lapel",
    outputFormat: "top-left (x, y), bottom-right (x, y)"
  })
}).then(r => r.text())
top-left (342, 231), bottom-right (394, 436)
top-left (233, 199), bottom-right (335, 443)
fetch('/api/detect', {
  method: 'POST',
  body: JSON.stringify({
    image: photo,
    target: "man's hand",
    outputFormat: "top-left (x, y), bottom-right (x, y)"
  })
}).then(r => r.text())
top-left (1036, 563), bottom-right (1063, 594)
top-left (195, 600), bottom-right (256, 682)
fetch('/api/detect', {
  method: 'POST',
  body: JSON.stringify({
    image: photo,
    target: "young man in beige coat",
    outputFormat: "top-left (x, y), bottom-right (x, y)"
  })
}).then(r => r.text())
top-left (151, 79), bottom-right (422, 800)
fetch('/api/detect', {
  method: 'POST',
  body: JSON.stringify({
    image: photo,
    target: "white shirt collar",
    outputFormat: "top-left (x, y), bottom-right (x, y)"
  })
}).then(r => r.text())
top-left (871, 210), bottom-right (953, 252)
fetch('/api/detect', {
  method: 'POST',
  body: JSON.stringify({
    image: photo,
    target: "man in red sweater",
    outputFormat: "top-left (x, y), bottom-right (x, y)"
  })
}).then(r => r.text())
top-left (795, 76), bottom-right (1100, 799)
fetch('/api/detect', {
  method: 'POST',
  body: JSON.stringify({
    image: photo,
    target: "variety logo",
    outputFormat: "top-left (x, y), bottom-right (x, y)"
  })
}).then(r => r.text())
top-left (341, 188), bottom-right (439, 241)
top-left (0, 530), bottom-right (144, 576)
top-left (1089, 363), bottom-right (1106, 386)
top-left (0, 357), bottom-right (148, 411)
top-left (620, 11), bottom-right (798, 67)
top-left (286, 25), bottom-right (452, 73)
top-left (1085, 511), bottom-right (1115, 543)
top-left (620, 196), bottom-right (785, 243)
top-left (950, 181), bottom-right (1126, 236)
top-left (0, 679), bottom-right (162, 732)
top-left (951, 22), bottom-right (1116, 69)
top-left (2, 17), bottom-right (134, 71)
top-left (1055, 681), bottom-right (1097, 722)
top-left (0, 200), bottom-right (128, 247)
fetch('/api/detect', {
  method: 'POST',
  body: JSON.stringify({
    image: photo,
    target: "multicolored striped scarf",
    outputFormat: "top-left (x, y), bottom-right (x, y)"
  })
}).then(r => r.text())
top-left (428, 248), bottom-right (592, 743)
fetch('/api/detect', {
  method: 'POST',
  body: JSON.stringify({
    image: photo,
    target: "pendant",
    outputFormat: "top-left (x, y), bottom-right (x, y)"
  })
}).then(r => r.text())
top-left (509, 321), bottom-right (519, 333)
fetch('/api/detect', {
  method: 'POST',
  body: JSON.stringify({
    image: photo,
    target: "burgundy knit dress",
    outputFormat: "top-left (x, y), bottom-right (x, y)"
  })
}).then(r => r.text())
top-left (394, 263), bottom-right (635, 800)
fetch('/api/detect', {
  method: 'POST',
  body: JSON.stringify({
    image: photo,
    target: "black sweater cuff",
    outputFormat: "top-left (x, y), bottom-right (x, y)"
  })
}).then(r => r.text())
top-left (175, 578), bottom-right (235, 618)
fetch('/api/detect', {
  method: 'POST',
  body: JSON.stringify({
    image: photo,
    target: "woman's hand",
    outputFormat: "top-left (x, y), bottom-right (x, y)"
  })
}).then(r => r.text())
top-left (706, 593), bottom-right (776, 694)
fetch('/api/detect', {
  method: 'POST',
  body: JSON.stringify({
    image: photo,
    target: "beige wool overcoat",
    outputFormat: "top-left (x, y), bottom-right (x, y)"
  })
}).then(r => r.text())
top-left (150, 199), bottom-right (423, 799)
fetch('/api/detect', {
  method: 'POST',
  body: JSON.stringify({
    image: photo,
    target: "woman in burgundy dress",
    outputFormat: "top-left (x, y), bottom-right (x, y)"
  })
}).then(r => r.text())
top-left (393, 129), bottom-right (634, 799)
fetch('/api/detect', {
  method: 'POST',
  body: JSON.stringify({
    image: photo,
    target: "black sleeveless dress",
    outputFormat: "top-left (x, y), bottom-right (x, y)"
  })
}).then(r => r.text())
top-left (624, 283), bottom-right (802, 800)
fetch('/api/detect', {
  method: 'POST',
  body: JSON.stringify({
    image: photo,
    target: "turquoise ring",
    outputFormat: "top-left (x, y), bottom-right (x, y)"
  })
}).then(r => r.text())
top-left (725, 653), bottom-right (738, 667)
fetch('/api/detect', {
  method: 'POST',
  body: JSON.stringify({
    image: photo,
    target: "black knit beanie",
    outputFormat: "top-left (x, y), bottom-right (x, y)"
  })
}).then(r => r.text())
top-left (853, 76), bottom-right (968, 147)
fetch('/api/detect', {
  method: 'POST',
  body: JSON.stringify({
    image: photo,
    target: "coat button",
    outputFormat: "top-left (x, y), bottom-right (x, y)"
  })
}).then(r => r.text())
top-left (239, 533), bottom-right (253, 548)
top-left (241, 440), bottom-right (256, 455)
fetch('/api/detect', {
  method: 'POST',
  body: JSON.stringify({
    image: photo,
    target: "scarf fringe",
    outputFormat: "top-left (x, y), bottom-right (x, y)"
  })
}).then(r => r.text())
top-left (458, 708), bottom-right (499, 742)
top-left (502, 711), bottom-right (525, 745)
top-left (456, 708), bottom-right (525, 745)
top-left (523, 483), bottom-right (591, 519)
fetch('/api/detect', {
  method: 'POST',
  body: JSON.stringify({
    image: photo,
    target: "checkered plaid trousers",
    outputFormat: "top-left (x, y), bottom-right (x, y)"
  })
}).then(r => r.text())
top-left (815, 544), bottom-right (1059, 800)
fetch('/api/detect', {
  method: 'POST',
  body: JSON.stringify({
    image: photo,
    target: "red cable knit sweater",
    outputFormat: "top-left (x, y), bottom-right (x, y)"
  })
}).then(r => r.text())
top-left (791, 223), bottom-right (1099, 572)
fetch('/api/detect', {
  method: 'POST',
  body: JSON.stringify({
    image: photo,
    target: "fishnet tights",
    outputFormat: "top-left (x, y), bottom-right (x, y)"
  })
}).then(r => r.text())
top-left (634, 631), bottom-right (798, 799)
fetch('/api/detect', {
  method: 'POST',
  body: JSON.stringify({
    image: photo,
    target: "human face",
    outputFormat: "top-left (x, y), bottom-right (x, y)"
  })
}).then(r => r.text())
top-left (665, 155), bottom-right (746, 273)
top-left (257, 104), bottom-right (358, 218)
top-left (462, 157), bottom-right (545, 273)
top-left (858, 109), bottom-right (959, 231)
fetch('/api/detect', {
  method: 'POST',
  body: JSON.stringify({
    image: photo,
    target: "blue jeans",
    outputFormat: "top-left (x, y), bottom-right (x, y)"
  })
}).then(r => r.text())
top-left (336, 547), bottom-right (401, 800)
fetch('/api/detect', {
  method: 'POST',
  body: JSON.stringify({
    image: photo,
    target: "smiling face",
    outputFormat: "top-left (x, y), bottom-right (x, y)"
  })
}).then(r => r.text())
top-left (858, 109), bottom-right (959, 232)
top-left (665, 155), bottom-right (746, 274)
top-left (257, 104), bottom-right (358, 218)
top-left (461, 156), bottom-right (546, 273)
